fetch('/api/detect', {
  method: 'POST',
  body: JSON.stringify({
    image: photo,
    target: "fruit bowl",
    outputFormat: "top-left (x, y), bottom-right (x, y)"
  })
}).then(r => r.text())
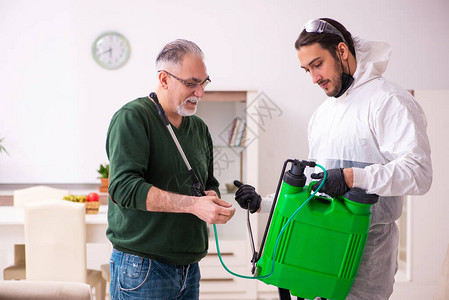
top-left (85, 201), bottom-right (100, 214)
top-left (63, 194), bottom-right (100, 214)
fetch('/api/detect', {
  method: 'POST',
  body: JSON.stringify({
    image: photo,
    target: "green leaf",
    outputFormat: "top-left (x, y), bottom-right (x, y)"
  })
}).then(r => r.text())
top-left (0, 137), bottom-right (9, 155)
top-left (97, 163), bottom-right (109, 178)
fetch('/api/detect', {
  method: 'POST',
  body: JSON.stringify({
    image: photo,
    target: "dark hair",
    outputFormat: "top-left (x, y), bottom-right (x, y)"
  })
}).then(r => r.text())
top-left (155, 39), bottom-right (204, 70)
top-left (294, 18), bottom-right (356, 60)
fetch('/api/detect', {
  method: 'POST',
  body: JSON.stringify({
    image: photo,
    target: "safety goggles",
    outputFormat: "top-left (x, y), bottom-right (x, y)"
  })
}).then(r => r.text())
top-left (303, 19), bottom-right (347, 44)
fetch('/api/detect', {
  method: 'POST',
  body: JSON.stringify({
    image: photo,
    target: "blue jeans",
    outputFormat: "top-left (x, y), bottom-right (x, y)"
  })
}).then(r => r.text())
top-left (110, 248), bottom-right (200, 300)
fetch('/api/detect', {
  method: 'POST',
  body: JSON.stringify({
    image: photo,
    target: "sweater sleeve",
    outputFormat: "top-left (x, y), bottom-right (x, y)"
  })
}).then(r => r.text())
top-left (106, 106), bottom-right (152, 211)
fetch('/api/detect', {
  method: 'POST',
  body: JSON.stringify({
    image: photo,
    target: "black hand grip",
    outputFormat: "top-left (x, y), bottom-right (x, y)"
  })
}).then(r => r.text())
top-left (149, 92), bottom-right (170, 126)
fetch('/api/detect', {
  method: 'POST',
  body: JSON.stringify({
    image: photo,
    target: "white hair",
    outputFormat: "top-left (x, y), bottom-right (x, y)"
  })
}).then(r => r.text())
top-left (155, 39), bottom-right (204, 71)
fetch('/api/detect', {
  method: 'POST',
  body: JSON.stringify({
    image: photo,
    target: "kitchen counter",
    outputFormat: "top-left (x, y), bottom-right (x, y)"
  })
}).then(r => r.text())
top-left (0, 184), bottom-right (109, 206)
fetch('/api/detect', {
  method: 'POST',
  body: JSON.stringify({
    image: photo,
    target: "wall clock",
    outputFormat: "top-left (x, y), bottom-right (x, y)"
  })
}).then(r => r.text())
top-left (92, 31), bottom-right (130, 69)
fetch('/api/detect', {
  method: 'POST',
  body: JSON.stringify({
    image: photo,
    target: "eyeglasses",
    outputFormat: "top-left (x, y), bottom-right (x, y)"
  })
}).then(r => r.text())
top-left (158, 70), bottom-right (211, 89)
top-left (303, 19), bottom-right (347, 44)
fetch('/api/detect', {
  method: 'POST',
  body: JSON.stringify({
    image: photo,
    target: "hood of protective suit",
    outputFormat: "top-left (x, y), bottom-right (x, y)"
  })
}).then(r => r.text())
top-left (351, 37), bottom-right (392, 91)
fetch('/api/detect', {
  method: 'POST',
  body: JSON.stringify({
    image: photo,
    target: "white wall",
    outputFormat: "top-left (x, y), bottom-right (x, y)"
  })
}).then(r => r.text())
top-left (1, 1), bottom-right (449, 298)
top-left (1, 0), bottom-right (448, 184)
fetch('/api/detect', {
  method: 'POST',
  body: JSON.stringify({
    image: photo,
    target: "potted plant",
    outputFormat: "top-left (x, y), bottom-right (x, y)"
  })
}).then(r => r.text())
top-left (0, 137), bottom-right (9, 155)
top-left (97, 163), bottom-right (109, 193)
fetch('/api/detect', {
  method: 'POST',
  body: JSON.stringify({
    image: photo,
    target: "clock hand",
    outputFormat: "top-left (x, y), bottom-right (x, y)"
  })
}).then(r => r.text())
top-left (100, 48), bottom-right (112, 56)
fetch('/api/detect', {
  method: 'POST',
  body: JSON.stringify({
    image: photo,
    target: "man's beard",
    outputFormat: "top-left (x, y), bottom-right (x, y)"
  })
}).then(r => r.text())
top-left (177, 97), bottom-right (200, 116)
top-left (325, 60), bottom-right (344, 97)
top-left (325, 58), bottom-right (354, 98)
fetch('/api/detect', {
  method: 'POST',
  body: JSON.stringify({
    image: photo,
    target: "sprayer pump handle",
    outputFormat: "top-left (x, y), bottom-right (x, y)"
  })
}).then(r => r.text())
top-left (149, 92), bottom-right (170, 126)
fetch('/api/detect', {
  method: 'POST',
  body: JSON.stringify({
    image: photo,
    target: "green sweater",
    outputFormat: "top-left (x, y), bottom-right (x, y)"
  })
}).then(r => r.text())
top-left (106, 96), bottom-right (220, 265)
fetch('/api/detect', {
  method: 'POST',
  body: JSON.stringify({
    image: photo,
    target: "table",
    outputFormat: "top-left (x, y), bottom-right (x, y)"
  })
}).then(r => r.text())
top-left (0, 205), bottom-right (110, 280)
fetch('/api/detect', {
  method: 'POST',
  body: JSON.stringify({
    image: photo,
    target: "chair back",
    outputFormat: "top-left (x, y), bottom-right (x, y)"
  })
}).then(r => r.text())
top-left (24, 200), bottom-right (87, 283)
top-left (14, 185), bottom-right (69, 208)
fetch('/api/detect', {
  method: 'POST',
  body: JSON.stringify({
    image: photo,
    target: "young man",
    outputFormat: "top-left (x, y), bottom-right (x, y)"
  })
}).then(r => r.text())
top-left (106, 39), bottom-right (235, 299)
top-left (235, 18), bottom-right (432, 300)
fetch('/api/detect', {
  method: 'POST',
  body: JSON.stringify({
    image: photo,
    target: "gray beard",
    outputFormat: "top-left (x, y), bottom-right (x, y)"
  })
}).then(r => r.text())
top-left (177, 97), bottom-right (199, 116)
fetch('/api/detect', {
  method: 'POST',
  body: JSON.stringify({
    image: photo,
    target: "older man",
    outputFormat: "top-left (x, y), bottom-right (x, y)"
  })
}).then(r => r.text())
top-left (106, 39), bottom-right (235, 299)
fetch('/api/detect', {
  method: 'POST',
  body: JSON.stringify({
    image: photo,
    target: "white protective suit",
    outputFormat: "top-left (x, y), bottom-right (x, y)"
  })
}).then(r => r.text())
top-left (307, 37), bottom-right (432, 300)
top-left (260, 37), bottom-right (432, 300)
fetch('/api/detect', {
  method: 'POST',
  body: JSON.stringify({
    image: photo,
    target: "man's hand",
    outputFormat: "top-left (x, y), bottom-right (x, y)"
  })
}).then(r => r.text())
top-left (311, 168), bottom-right (350, 197)
top-left (146, 186), bottom-right (235, 224)
top-left (204, 190), bottom-right (218, 197)
top-left (234, 180), bottom-right (261, 213)
top-left (190, 195), bottom-right (235, 224)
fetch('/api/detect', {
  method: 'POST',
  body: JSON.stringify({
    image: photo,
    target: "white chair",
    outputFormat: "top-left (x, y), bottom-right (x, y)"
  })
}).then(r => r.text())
top-left (13, 185), bottom-right (69, 208)
top-left (100, 263), bottom-right (110, 284)
top-left (24, 200), bottom-right (105, 300)
top-left (100, 262), bottom-right (111, 299)
top-left (434, 243), bottom-right (449, 299)
top-left (0, 280), bottom-right (92, 300)
top-left (3, 185), bottom-right (69, 280)
top-left (2, 244), bottom-right (26, 280)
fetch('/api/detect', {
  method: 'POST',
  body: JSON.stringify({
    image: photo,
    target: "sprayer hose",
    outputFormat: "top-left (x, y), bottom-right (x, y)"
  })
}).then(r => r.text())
top-left (213, 163), bottom-right (327, 279)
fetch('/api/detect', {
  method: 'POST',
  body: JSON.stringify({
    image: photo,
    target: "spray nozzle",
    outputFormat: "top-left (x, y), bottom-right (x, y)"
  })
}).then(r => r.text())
top-left (290, 160), bottom-right (315, 175)
top-left (301, 160), bottom-right (316, 168)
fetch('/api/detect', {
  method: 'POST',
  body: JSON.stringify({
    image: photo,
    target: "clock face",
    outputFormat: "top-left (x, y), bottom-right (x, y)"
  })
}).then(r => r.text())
top-left (92, 32), bottom-right (130, 69)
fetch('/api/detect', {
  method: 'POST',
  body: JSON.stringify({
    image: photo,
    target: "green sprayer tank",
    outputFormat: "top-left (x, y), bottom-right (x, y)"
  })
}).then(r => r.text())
top-left (256, 160), bottom-right (378, 300)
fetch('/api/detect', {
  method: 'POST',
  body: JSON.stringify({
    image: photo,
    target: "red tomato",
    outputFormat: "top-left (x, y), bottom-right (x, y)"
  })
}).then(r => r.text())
top-left (87, 192), bottom-right (100, 202)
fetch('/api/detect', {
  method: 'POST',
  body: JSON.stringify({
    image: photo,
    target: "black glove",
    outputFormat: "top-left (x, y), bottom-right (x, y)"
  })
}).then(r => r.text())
top-left (233, 180), bottom-right (261, 213)
top-left (311, 168), bottom-right (349, 198)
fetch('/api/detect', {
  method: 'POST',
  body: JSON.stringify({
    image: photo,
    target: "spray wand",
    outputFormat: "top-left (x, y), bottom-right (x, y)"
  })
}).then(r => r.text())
top-left (149, 92), bottom-right (205, 197)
